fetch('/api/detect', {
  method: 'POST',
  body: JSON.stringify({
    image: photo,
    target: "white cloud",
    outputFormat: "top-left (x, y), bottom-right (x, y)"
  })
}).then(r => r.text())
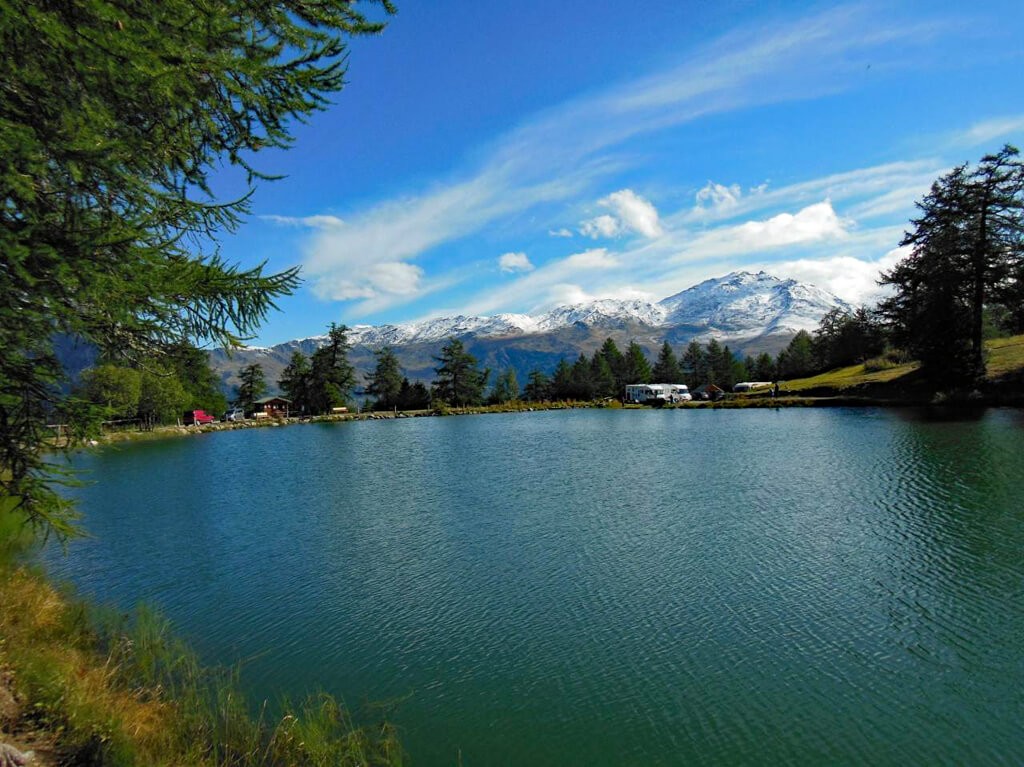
top-left (261, 214), bottom-right (345, 229)
top-left (644, 200), bottom-right (853, 269)
top-left (499, 252), bottom-right (534, 273)
top-left (542, 282), bottom-right (654, 306)
top-left (546, 284), bottom-right (597, 306)
top-left (604, 189), bottom-right (663, 237)
top-left (451, 151), bottom-right (940, 318)
top-left (671, 159), bottom-right (944, 229)
top-left (548, 228), bottom-right (574, 238)
top-left (457, 190), bottom-right (900, 321)
top-left (580, 214), bottom-right (622, 239)
top-left (695, 181), bottom-right (742, 212)
top-left (562, 200), bottom-right (872, 304)
top-left (734, 200), bottom-right (848, 248)
top-left (766, 246), bottom-right (910, 306)
top-left (581, 189), bottom-right (662, 239)
top-left (565, 248), bottom-right (620, 270)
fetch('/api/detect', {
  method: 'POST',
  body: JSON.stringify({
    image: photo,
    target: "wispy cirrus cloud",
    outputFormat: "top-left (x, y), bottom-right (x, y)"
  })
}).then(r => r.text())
top-left (674, 160), bottom-right (943, 228)
top-left (461, 248), bottom-right (620, 316)
top-left (952, 114), bottom-right (1024, 148)
top-left (274, 4), bottom-right (944, 317)
top-left (261, 214), bottom-right (345, 229)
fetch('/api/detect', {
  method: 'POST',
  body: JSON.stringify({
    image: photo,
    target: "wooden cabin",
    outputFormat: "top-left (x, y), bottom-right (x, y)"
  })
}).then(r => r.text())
top-left (252, 396), bottom-right (291, 418)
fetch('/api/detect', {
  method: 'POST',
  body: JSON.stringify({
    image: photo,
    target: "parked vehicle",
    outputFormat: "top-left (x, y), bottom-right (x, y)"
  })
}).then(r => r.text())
top-left (222, 407), bottom-right (246, 422)
top-left (624, 383), bottom-right (691, 404)
top-left (183, 409), bottom-right (216, 425)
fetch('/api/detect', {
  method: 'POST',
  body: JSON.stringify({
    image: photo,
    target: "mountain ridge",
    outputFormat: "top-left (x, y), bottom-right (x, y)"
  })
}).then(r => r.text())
top-left (211, 270), bottom-right (851, 394)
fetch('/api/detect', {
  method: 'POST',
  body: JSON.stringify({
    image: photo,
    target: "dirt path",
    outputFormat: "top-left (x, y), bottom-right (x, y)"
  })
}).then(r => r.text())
top-left (1, 670), bottom-right (58, 767)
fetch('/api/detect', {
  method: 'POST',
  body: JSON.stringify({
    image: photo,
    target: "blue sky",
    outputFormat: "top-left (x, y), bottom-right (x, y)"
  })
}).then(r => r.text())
top-left (215, 1), bottom-right (1024, 345)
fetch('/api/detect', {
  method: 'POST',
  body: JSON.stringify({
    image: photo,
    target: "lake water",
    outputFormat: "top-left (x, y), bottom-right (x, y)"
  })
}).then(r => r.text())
top-left (48, 408), bottom-right (1024, 765)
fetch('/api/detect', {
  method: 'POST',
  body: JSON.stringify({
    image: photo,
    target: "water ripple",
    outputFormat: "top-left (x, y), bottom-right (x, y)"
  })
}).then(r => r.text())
top-left (46, 408), bottom-right (1024, 765)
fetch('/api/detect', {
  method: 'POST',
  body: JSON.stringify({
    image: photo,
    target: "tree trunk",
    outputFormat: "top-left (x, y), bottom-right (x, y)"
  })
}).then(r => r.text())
top-left (971, 195), bottom-right (989, 384)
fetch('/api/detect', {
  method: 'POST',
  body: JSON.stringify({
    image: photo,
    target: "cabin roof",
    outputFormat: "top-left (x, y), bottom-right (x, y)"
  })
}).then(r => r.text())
top-left (692, 384), bottom-right (724, 394)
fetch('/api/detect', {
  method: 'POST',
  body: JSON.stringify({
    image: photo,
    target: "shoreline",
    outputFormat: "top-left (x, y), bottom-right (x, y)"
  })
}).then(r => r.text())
top-left (85, 391), bottom-right (1024, 448)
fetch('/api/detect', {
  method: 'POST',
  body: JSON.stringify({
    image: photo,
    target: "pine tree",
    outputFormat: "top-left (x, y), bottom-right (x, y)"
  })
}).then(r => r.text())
top-left (598, 338), bottom-right (628, 393)
top-left (523, 369), bottom-right (551, 402)
top-left (590, 353), bottom-right (617, 398)
top-left (395, 378), bottom-right (431, 410)
top-left (367, 347), bottom-right (403, 411)
top-left (432, 338), bottom-right (488, 406)
top-left (550, 359), bottom-right (574, 400)
top-left (719, 345), bottom-right (739, 389)
top-left (279, 351), bottom-right (312, 414)
top-left (753, 352), bottom-right (776, 381)
top-left (704, 339), bottom-right (725, 384)
top-left (812, 308), bottom-right (886, 370)
top-left (489, 368), bottom-right (520, 404)
top-left (235, 364), bottom-right (267, 414)
top-left (776, 331), bottom-right (815, 379)
top-left (681, 341), bottom-right (708, 387)
top-left (570, 354), bottom-right (595, 400)
top-left (624, 342), bottom-right (652, 384)
top-left (164, 342), bottom-right (228, 415)
top-left (0, 0), bottom-right (394, 535)
top-left (309, 324), bottom-right (356, 414)
top-left (651, 342), bottom-right (683, 382)
top-left (881, 145), bottom-right (1024, 384)
top-left (728, 351), bottom-right (748, 389)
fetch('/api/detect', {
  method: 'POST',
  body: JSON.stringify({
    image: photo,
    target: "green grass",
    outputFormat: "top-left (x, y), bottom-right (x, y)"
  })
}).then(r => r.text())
top-left (985, 334), bottom-right (1024, 380)
top-left (0, 517), bottom-right (404, 766)
top-left (763, 333), bottom-right (1024, 396)
top-left (779, 359), bottom-right (920, 393)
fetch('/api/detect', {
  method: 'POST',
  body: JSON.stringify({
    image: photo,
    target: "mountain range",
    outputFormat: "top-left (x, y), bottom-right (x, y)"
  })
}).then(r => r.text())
top-left (208, 271), bottom-right (851, 395)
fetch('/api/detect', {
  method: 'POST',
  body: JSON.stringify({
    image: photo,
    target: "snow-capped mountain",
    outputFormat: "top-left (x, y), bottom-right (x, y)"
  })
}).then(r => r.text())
top-left (659, 271), bottom-right (851, 335)
top-left (345, 313), bottom-right (540, 348)
top-left (533, 298), bottom-right (668, 331)
top-left (210, 271), bottom-right (851, 391)
top-left (318, 270), bottom-right (846, 344)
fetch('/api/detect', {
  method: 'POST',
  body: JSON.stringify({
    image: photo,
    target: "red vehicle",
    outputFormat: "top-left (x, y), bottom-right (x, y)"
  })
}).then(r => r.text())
top-left (183, 409), bottom-right (216, 426)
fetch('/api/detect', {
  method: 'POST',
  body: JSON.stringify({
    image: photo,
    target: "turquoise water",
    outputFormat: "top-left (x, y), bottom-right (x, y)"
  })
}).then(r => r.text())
top-left (49, 408), bottom-right (1024, 765)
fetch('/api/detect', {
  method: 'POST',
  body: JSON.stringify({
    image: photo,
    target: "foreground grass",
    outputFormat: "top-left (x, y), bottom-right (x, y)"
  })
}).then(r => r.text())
top-left (0, 512), bottom-right (403, 767)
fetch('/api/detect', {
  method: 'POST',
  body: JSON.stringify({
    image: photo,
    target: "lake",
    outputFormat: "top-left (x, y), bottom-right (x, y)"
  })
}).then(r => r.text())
top-left (48, 408), bottom-right (1024, 765)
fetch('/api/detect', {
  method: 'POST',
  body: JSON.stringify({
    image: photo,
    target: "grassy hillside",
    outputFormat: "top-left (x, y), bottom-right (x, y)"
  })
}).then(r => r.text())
top-left (778, 333), bottom-right (1024, 397)
top-left (984, 335), bottom-right (1024, 380)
